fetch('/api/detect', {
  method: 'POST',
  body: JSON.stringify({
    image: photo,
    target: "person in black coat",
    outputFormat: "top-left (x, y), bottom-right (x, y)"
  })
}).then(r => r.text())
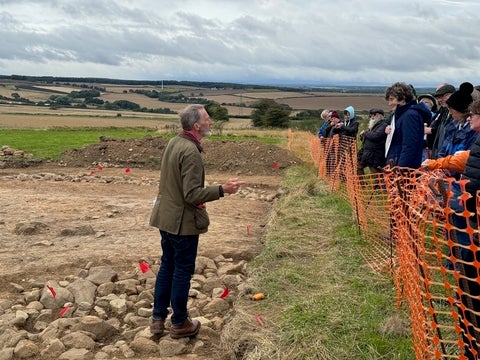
top-left (357, 108), bottom-right (388, 175)
top-left (332, 105), bottom-right (359, 138)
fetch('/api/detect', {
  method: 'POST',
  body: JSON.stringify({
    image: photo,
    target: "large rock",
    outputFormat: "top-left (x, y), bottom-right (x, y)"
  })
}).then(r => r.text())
top-left (58, 348), bottom-right (94, 360)
top-left (13, 339), bottom-right (39, 359)
top-left (86, 266), bottom-right (118, 285)
top-left (14, 221), bottom-right (48, 235)
top-left (66, 279), bottom-right (97, 305)
top-left (72, 316), bottom-right (118, 341)
top-left (129, 337), bottom-right (158, 354)
top-left (39, 281), bottom-right (74, 309)
top-left (61, 331), bottom-right (96, 350)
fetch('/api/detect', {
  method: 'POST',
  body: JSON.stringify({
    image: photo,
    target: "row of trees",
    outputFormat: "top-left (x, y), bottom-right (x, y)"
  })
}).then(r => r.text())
top-left (44, 91), bottom-right (176, 114)
top-left (130, 89), bottom-right (292, 127)
top-left (251, 99), bottom-right (291, 128)
top-left (7, 87), bottom-right (302, 129)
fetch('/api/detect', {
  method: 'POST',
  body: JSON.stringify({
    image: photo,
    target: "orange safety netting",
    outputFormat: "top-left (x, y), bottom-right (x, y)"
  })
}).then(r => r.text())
top-left (289, 130), bottom-right (480, 360)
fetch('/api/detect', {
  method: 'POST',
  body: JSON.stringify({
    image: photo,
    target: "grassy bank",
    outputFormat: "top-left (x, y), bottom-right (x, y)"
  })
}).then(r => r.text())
top-left (228, 164), bottom-right (414, 359)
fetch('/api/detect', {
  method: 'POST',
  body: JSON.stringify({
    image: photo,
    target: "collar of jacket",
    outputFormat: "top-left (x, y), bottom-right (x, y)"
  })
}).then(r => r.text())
top-left (180, 130), bottom-right (203, 152)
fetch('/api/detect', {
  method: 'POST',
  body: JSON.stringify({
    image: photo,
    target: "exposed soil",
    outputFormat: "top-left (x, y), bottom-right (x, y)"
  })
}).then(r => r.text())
top-left (1, 136), bottom-right (302, 288)
top-left (59, 136), bottom-right (301, 176)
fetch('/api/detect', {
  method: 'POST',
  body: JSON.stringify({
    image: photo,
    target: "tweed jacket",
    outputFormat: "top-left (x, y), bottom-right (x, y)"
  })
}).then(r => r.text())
top-left (149, 135), bottom-right (221, 235)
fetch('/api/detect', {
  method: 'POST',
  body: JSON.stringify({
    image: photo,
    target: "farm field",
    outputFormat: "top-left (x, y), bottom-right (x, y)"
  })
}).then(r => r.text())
top-left (0, 79), bottom-right (391, 120)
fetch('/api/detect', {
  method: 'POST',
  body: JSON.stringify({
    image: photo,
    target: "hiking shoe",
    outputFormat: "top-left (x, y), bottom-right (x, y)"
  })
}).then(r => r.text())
top-left (170, 318), bottom-right (201, 339)
top-left (150, 319), bottom-right (165, 334)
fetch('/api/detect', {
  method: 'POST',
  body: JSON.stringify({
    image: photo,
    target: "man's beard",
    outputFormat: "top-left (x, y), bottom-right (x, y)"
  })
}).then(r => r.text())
top-left (200, 128), bottom-right (212, 137)
top-left (201, 129), bottom-right (212, 137)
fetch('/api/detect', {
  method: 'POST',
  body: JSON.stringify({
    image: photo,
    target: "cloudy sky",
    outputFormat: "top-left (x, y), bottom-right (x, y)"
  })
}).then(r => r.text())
top-left (1, 0), bottom-right (479, 87)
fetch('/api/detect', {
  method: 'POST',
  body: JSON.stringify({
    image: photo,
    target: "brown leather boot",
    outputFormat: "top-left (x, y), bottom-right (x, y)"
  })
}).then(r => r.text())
top-left (170, 318), bottom-right (201, 339)
top-left (150, 319), bottom-right (165, 335)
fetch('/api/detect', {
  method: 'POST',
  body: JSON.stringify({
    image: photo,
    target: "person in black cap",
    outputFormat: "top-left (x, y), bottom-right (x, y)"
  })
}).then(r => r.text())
top-left (426, 83), bottom-right (456, 158)
top-left (357, 108), bottom-right (388, 175)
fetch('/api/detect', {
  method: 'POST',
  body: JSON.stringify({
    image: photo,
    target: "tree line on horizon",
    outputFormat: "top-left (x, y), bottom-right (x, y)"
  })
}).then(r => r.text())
top-left (0, 74), bottom-right (415, 94)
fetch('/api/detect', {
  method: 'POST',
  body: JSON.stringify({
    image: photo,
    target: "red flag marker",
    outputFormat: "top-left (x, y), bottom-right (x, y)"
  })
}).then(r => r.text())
top-left (273, 162), bottom-right (279, 169)
top-left (255, 315), bottom-right (264, 326)
top-left (247, 224), bottom-right (252, 236)
top-left (139, 260), bottom-right (151, 274)
top-left (97, 165), bottom-right (104, 171)
top-left (58, 303), bottom-right (71, 317)
top-left (90, 171), bottom-right (95, 175)
top-left (220, 287), bottom-right (229, 299)
top-left (125, 167), bottom-right (131, 173)
top-left (46, 285), bottom-right (56, 300)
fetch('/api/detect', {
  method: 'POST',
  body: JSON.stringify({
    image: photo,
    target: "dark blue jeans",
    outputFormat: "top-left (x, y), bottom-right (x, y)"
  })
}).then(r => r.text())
top-left (152, 230), bottom-right (199, 326)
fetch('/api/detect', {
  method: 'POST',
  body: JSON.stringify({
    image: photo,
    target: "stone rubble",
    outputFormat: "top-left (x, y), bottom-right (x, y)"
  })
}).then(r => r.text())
top-left (0, 255), bottom-right (253, 359)
top-left (0, 172), bottom-right (281, 202)
top-left (0, 145), bottom-right (38, 168)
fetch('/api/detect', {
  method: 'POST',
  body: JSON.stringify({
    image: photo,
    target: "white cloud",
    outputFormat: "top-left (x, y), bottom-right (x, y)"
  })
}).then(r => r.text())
top-left (1, 0), bottom-right (479, 86)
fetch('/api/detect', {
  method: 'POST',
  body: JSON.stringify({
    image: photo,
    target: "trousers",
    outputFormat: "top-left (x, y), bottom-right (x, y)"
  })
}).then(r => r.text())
top-left (152, 230), bottom-right (199, 325)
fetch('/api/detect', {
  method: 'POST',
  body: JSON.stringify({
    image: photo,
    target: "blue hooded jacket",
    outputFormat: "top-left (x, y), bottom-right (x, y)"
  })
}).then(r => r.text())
top-left (345, 106), bottom-right (355, 119)
top-left (386, 100), bottom-right (431, 168)
top-left (333, 106), bottom-right (358, 137)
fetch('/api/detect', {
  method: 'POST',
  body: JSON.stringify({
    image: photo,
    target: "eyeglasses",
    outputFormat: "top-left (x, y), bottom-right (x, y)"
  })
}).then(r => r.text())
top-left (468, 112), bottom-right (480, 117)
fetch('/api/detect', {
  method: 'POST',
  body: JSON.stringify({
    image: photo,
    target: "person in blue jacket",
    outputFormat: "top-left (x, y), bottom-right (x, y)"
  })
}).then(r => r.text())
top-left (317, 109), bottom-right (331, 138)
top-left (438, 82), bottom-right (477, 172)
top-left (384, 82), bottom-right (432, 168)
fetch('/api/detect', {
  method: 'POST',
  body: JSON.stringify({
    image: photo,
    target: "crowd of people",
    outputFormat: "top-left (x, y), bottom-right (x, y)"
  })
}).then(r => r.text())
top-left (318, 81), bottom-right (480, 174)
top-left (317, 81), bottom-right (480, 359)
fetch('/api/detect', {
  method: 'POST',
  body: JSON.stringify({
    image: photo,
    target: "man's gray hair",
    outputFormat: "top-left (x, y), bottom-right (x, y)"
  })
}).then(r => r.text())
top-left (180, 104), bottom-right (205, 130)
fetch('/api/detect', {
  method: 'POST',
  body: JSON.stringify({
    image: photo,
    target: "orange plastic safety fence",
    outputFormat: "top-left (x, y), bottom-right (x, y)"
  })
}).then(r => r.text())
top-left (303, 131), bottom-right (480, 359)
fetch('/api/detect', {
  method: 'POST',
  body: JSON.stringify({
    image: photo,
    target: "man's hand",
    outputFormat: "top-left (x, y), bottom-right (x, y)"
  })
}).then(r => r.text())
top-left (222, 178), bottom-right (245, 194)
top-left (421, 159), bottom-right (431, 168)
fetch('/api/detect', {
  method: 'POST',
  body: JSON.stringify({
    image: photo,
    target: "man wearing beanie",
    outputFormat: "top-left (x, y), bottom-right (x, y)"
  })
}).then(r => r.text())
top-left (439, 82), bottom-right (477, 173)
top-left (427, 83), bottom-right (456, 158)
top-left (446, 82), bottom-right (474, 113)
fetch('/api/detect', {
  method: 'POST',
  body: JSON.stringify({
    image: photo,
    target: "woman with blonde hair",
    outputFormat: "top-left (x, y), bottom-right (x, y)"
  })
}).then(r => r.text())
top-left (317, 109), bottom-right (331, 138)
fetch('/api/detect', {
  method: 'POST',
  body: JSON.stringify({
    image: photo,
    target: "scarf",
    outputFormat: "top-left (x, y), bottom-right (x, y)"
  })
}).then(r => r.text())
top-left (179, 130), bottom-right (203, 152)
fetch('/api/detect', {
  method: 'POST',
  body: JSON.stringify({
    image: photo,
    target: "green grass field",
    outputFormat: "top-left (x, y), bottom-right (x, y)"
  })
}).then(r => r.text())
top-left (0, 127), bottom-right (158, 160)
